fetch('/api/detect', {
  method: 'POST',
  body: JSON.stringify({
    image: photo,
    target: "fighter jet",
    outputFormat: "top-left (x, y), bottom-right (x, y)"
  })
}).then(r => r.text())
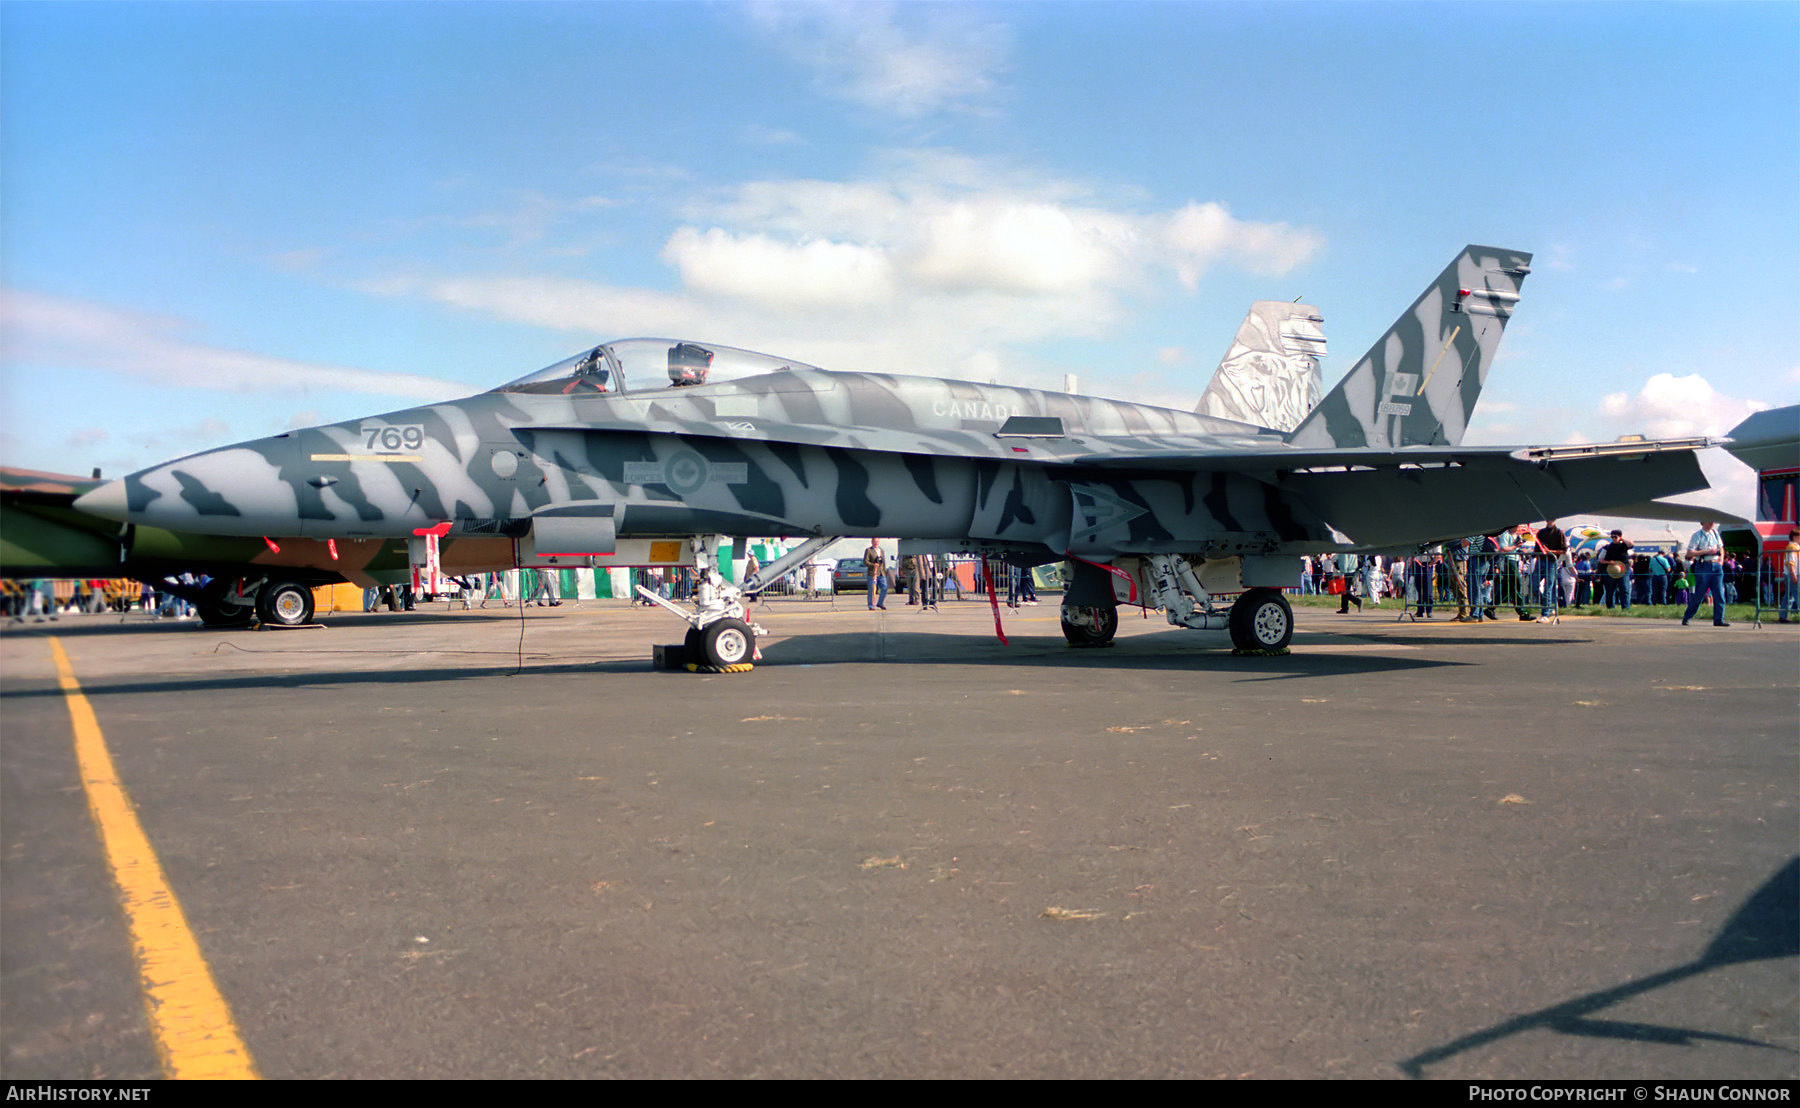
top-left (1, 301), bottom-right (1320, 631)
top-left (74, 245), bottom-right (1717, 667)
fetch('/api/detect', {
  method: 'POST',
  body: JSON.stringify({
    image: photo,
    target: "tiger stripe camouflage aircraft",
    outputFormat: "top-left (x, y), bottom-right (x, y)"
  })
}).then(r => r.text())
top-left (74, 245), bottom-right (1717, 667)
top-left (0, 298), bottom-right (1322, 630)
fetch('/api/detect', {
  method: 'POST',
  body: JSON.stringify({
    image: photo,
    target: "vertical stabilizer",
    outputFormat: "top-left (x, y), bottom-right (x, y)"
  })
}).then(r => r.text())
top-left (1195, 301), bottom-right (1327, 432)
top-left (1286, 245), bottom-right (1531, 448)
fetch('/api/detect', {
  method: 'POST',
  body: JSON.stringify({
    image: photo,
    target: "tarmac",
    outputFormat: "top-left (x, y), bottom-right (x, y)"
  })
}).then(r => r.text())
top-left (2, 594), bottom-right (1795, 1079)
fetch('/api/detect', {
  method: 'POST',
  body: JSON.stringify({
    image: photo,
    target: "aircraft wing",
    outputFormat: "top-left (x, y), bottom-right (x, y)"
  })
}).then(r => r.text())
top-left (1059, 434), bottom-right (1719, 473)
top-left (0, 466), bottom-right (105, 506)
top-left (1045, 435), bottom-right (1718, 551)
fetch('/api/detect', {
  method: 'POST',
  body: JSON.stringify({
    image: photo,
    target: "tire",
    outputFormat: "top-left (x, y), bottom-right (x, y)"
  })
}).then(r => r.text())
top-left (1060, 603), bottom-right (1119, 647)
top-left (196, 597), bottom-right (255, 629)
top-left (1228, 588), bottom-right (1292, 651)
top-left (256, 580), bottom-right (315, 627)
top-left (699, 617), bottom-right (754, 667)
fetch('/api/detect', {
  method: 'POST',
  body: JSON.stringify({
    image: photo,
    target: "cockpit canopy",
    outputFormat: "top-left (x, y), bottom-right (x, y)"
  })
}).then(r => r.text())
top-left (495, 339), bottom-right (826, 396)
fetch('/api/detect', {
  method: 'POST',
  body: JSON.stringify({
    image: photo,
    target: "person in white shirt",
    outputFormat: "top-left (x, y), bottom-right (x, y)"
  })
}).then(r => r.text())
top-left (1681, 519), bottom-right (1730, 627)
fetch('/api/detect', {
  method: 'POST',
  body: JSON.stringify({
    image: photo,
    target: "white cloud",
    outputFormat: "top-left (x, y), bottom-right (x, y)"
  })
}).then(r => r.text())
top-left (1163, 202), bottom-right (1324, 288)
top-left (344, 148), bottom-right (1323, 403)
top-left (1597, 372), bottom-right (1768, 440)
top-left (405, 275), bottom-right (710, 337)
top-left (0, 288), bottom-right (464, 401)
top-left (906, 199), bottom-right (1131, 295)
top-left (661, 228), bottom-right (897, 308)
top-left (1588, 372), bottom-right (1771, 523)
top-left (358, 152), bottom-right (1324, 400)
top-left (738, 124), bottom-right (807, 147)
top-left (748, 1), bottom-right (1010, 118)
top-left (685, 168), bottom-right (1320, 300)
top-left (1541, 243), bottom-right (1578, 273)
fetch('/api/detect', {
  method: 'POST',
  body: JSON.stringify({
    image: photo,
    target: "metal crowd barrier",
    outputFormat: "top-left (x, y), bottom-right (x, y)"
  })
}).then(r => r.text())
top-left (1387, 551), bottom-right (1575, 622)
top-left (1754, 554), bottom-right (1795, 625)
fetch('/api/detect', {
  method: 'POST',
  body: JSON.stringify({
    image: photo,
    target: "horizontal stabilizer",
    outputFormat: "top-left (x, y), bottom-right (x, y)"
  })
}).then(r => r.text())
top-left (1723, 405), bottom-right (1800, 473)
top-left (1581, 499), bottom-right (1755, 529)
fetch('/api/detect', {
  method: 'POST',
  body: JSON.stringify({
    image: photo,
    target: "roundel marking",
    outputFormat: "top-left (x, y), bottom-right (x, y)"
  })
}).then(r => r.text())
top-left (664, 451), bottom-right (709, 496)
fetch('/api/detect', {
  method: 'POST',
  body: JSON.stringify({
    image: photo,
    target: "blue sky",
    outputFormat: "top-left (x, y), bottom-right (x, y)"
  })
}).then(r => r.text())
top-left (3, 0), bottom-right (1795, 521)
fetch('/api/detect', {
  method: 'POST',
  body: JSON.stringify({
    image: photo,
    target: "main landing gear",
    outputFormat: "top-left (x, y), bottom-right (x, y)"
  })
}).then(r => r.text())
top-left (1061, 587), bottom-right (1291, 652)
top-left (165, 575), bottom-right (316, 629)
top-left (195, 593), bottom-right (256, 629)
top-left (254, 579), bottom-right (316, 627)
top-left (1136, 555), bottom-right (1295, 653)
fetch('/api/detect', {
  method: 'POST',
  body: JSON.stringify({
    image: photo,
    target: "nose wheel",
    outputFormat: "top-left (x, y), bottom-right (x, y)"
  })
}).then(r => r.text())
top-left (1060, 603), bottom-right (1119, 647)
top-left (698, 618), bottom-right (754, 668)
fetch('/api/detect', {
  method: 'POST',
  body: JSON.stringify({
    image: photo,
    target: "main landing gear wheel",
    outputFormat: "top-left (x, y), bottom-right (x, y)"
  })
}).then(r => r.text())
top-left (699, 617), bottom-right (754, 668)
top-left (197, 597), bottom-right (255, 629)
top-left (256, 580), bottom-right (315, 627)
top-left (1061, 604), bottom-right (1119, 647)
top-left (1228, 588), bottom-right (1292, 652)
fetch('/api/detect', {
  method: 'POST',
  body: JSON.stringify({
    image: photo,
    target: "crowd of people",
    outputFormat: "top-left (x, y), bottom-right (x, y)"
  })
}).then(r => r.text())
top-left (854, 541), bottom-right (1042, 612)
top-left (1299, 521), bottom-right (1797, 625)
top-left (3, 576), bottom-right (196, 622)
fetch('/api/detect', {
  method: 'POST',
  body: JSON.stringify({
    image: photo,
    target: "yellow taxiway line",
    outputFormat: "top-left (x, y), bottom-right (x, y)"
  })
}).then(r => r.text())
top-left (49, 637), bottom-right (259, 1080)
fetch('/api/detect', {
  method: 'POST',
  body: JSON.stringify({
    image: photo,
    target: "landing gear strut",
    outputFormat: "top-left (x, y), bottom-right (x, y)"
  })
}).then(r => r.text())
top-left (1140, 555), bottom-right (1293, 653)
top-left (641, 534), bottom-right (841, 669)
top-left (160, 574), bottom-right (256, 628)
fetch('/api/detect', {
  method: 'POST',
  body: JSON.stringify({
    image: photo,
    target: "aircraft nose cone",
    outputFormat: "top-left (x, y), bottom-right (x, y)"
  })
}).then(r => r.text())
top-left (73, 440), bottom-right (303, 536)
top-left (73, 478), bottom-right (131, 522)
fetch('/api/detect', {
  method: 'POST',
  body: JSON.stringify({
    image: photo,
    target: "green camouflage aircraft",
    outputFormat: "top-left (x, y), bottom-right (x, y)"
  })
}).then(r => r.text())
top-left (1, 466), bottom-right (516, 626)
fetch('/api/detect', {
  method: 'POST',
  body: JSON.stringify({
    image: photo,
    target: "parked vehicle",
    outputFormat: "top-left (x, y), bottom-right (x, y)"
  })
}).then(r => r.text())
top-left (832, 558), bottom-right (870, 593)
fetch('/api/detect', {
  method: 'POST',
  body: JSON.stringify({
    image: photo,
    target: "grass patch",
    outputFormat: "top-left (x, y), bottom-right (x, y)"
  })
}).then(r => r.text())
top-left (1287, 594), bottom-right (1775, 621)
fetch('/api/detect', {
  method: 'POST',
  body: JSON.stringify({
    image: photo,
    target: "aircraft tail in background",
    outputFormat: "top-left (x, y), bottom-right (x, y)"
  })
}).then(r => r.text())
top-left (1194, 301), bottom-right (1327, 433)
top-left (1285, 245), bottom-right (1532, 449)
